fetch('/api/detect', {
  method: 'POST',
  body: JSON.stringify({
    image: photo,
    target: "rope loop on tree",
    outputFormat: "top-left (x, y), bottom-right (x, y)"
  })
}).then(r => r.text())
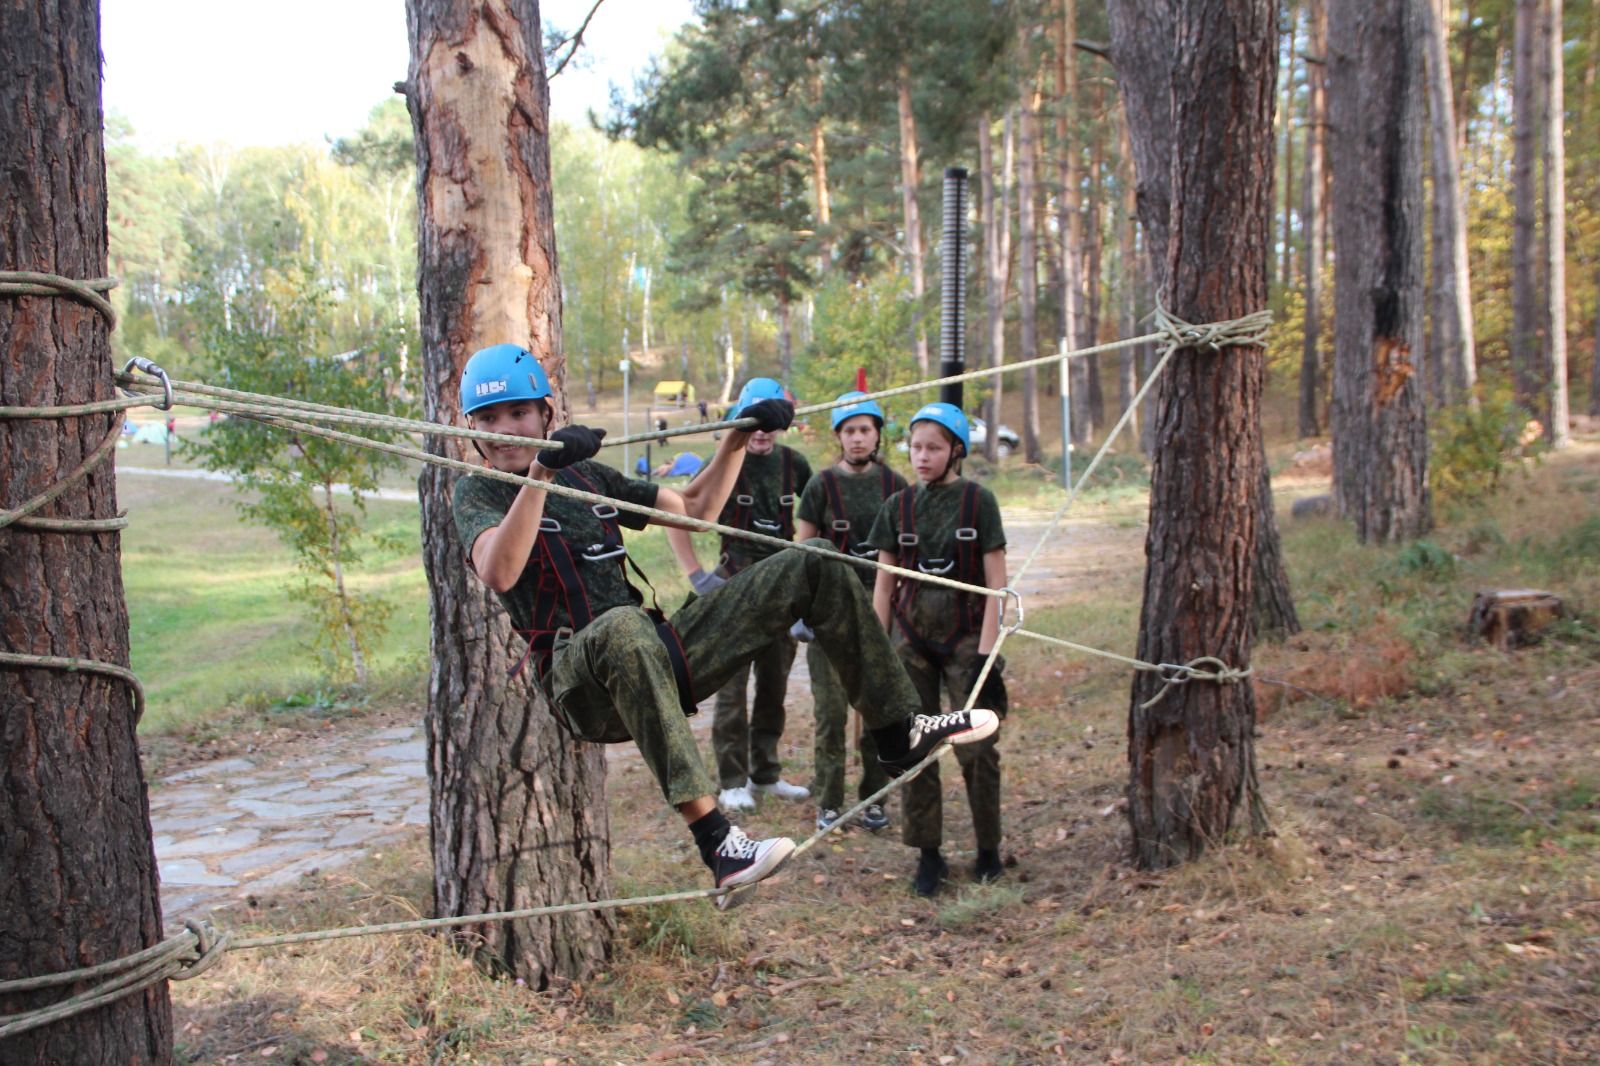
top-left (0, 651), bottom-right (147, 722)
top-left (0, 270), bottom-right (119, 328)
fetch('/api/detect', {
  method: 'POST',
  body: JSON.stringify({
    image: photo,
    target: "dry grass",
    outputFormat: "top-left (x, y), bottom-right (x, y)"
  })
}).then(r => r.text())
top-left (167, 442), bottom-right (1600, 1064)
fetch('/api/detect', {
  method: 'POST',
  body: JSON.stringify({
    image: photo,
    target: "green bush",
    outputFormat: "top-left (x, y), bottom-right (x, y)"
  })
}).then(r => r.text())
top-left (1429, 388), bottom-right (1540, 507)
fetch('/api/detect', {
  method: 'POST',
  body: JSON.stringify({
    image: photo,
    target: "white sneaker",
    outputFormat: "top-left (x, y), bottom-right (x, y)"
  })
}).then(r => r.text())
top-left (753, 778), bottom-right (810, 802)
top-left (718, 784), bottom-right (756, 811)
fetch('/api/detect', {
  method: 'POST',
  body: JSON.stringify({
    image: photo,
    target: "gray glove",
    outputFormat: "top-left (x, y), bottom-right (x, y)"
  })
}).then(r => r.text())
top-left (688, 568), bottom-right (726, 596)
top-left (789, 619), bottom-right (815, 642)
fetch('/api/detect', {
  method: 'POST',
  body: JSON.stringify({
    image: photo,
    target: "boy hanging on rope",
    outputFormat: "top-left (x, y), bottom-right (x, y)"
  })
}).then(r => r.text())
top-left (793, 391), bottom-right (908, 832)
top-left (450, 346), bottom-right (998, 908)
top-left (868, 403), bottom-right (1011, 897)
top-left (703, 378), bottom-right (814, 813)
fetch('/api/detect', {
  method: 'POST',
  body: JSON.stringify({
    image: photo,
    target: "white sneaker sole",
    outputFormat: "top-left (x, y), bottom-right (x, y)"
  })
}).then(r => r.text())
top-left (715, 837), bottom-right (797, 911)
top-left (753, 783), bottom-right (810, 802)
top-left (943, 708), bottom-right (1000, 747)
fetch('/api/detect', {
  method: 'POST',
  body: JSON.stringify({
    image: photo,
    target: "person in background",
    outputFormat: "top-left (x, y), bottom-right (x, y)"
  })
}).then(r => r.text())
top-left (793, 391), bottom-right (908, 832)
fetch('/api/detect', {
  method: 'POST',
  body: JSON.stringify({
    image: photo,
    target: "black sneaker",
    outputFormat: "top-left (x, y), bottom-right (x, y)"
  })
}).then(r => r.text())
top-left (913, 851), bottom-right (949, 898)
top-left (974, 848), bottom-right (1004, 884)
top-left (860, 803), bottom-right (890, 832)
top-left (710, 826), bottom-right (796, 911)
top-left (879, 709), bottom-right (1000, 778)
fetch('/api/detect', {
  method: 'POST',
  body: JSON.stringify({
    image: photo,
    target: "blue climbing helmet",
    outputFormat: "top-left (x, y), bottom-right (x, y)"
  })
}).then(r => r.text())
top-left (830, 390), bottom-right (885, 432)
top-left (460, 343), bottom-right (553, 415)
top-left (909, 402), bottom-right (970, 455)
top-left (735, 377), bottom-right (789, 418)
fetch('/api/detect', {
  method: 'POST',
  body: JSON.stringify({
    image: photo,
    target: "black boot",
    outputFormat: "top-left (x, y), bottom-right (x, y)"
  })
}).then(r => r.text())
top-left (913, 848), bottom-right (948, 898)
top-left (973, 847), bottom-right (1004, 884)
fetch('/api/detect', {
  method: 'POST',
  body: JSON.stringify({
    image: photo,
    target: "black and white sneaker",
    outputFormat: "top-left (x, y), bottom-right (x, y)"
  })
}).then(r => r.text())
top-left (860, 803), bottom-right (890, 832)
top-left (879, 709), bottom-right (1000, 778)
top-left (815, 808), bottom-right (842, 832)
top-left (711, 826), bottom-right (796, 911)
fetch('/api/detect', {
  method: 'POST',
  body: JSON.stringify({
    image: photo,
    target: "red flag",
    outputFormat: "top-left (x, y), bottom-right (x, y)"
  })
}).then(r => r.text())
top-left (855, 367), bottom-right (868, 392)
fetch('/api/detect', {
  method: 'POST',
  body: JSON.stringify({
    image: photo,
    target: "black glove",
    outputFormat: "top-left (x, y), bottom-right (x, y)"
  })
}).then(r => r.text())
top-left (741, 398), bottom-right (794, 433)
top-left (536, 425), bottom-right (605, 470)
top-left (965, 655), bottom-right (1008, 717)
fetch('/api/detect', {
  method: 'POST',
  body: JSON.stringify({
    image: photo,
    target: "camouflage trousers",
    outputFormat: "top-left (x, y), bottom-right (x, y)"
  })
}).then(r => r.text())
top-left (712, 635), bottom-right (798, 789)
top-left (808, 641), bottom-right (888, 811)
top-left (548, 538), bottom-right (921, 807)
top-left (896, 633), bottom-right (1004, 850)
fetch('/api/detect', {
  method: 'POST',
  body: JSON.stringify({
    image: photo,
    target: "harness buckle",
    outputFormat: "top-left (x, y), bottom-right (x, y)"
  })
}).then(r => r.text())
top-left (779, 493), bottom-right (795, 507)
top-left (581, 543), bottom-right (627, 563)
top-left (591, 503), bottom-right (619, 520)
top-left (735, 494), bottom-right (755, 507)
top-left (898, 532), bottom-right (920, 547)
top-left (539, 517), bottom-right (562, 533)
top-left (830, 519), bottom-right (852, 533)
top-left (917, 557), bottom-right (956, 575)
top-left (954, 527), bottom-right (979, 542)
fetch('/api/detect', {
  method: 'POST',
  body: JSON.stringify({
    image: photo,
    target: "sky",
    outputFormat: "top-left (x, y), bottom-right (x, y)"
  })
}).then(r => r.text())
top-left (102, 0), bottom-right (693, 151)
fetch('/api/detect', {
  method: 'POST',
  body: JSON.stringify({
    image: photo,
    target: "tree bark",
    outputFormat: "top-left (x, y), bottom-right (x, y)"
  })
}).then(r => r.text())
top-left (1280, 8), bottom-right (1297, 297)
top-left (1017, 58), bottom-right (1045, 464)
top-left (1327, 0), bottom-right (1433, 543)
top-left (1113, 0), bottom-right (1275, 869)
top-left (896, 68), bottom-right (929, 376)
top-left (1423, 0), bottom-right (1478, 408)
top-left (405, 0), bottom-right (613, 985)
top-left (1511, 0), bottom-right (1542, 413)
top-left (1298, 0), bottom-right (1326, 436)
top-left (1253, 446), bottom-right (1301, 639)
top-left (1542, 0), bottom-right (1568, 447)
top-left (1, 2), bottom-right (173, 1061)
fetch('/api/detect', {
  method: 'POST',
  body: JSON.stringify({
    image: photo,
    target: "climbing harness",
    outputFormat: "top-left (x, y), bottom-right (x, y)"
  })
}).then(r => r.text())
top-left (891, 479), bottom-right (987, 659)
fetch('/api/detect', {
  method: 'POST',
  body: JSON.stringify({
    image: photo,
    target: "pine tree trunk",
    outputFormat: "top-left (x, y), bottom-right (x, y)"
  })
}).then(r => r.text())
top-left (1253, 446), bottom-right (1302, 639)
top-left (1327, 0), bottom-right (1433, 543)
top-left (979, 110), bottom-right (1008, 463)
top-left (1511, 0), bottom-right (1542, 412)
top-left (1086, 119), bottom-right (1107, 431)
top-left (1, 2), bottom-right (173, 1060)
top-left (405, 0), bottom-right (613, 985)
top-left (1542, 0), bottom-right (1569, 447)
top-left (1298, 0), bottom-right (1326, 437)
top-left (1056, 0), bottom-right (1091, 446)
top-left (1017, 60), bottom-right (1045, 465)
top-left (1118, 116), bottom-right (1140, 438)
top-left (1112, 0), bottom-right (1275, 869)
top-left (1280, 9), bottom-right (1298, 297)
top-left (1423, 0), bottom-right (1478, 408)
top-left (896, 69), bottom-right (929, 376)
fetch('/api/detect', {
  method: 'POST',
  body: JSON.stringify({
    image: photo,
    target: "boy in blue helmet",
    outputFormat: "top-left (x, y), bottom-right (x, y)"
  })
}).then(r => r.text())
top-left (704, 378), bottom-right (813, 813)
top-left (450, 347), bottom-right (999, 907)
top-left (867, 402), bottom-right (1011, 896)
top-left (794, 391), bottom-right (909, 832)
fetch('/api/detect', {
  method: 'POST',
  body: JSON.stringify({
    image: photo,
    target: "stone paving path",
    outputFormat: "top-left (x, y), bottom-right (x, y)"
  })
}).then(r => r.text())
top-left (149, 517), bottom-right (1123, 928)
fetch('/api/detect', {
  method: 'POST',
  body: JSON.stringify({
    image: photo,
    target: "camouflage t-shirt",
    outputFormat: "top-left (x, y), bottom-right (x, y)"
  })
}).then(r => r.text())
top-left (452, 459), bottom-right (659, 634)
top-left (796, 462), bottom-right (910, 589)
top-left (717, 444), bottom-right (813, 570)
top-left (867, 477), bottom-right (1006, 638)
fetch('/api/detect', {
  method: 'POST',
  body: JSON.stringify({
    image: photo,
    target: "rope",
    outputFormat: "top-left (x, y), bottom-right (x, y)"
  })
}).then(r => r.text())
top-left (0, 413), bottom-right (124, 531)
top-left (8, 512), bottom-right (130, 533)
top-left (0, 652), bottom-right (147, 723)
top-left (0, 270), bottom-right (119, 329)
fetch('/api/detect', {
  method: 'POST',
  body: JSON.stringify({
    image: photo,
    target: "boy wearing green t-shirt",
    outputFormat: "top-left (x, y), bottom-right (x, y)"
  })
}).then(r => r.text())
top-left (451, 347), bottom-right (999, 908)
top-left (868, 402), bottom-right (1010, 897)
top-left (794, 391), bottom-right (908, 832)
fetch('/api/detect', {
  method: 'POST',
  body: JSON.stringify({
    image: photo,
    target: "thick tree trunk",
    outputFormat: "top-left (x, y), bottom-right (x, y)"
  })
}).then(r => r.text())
top-left (0, 2), bottom-right (173, 1061)
top-left (1253, 445), bottom-right (1301, 639)
top-left (1298, 0), bottom-right (1326, 437)
top-left (1511, 0), bottom-right (1542, 412)
top-left (896, 69), bottom-right (930, 376)
top-left (1423, 0), bottom-right (1478, 408)
top-left (1542, 0), bottom-right (1568, 447)
top-left (1017, 65), bottom-right (1045, 464)
top-left (1113, 0), bottom-right (1275, 869)
top-left (1327, 0), bottom-right (1433, 542)
top-left (809, 64), bottom-right (833, 273)
top-left (979, 110), bottom-right (1007, 463)
top-left (405, 0), bottom-right (612, 985)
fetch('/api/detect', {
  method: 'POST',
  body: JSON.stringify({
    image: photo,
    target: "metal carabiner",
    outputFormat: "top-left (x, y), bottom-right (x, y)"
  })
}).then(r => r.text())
top-left (582, 543), bottom-right (627, 563)
top-left (120, 356), bottom-right (173, 411)
top-left (997, 586), bottom-right (1024, 634)
top-left (752, 518), bottom-right (784, 532)
top-left (917, 557), bottom-right (956, 575)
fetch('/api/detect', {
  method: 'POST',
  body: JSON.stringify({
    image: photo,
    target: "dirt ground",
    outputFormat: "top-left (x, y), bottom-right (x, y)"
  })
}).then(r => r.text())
top-left (150, 449), bottom-right (1599, 1065)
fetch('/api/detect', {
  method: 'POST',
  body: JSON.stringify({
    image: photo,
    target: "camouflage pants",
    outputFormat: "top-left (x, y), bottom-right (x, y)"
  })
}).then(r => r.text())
top-left (548, 539), bottom-right (920, 808)
top-left (712, 635), bottom-right (797, 789)
top-left (896, 633), bottom-right (1003, 850)
top-left (808, 641), bottom-right (888, 811)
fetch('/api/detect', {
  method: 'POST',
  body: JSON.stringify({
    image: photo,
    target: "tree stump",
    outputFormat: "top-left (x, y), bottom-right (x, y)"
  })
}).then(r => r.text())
top-left (1468, 589), bottom-right (1566, 650)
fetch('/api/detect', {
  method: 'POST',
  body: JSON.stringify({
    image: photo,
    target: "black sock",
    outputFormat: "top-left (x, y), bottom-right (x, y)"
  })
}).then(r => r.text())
top-left (870, 721), bottom-right (911, 761)
top-left (689, 809), bottom-right (732, 869)
top-left (921, 847), bottom-right (944, 864)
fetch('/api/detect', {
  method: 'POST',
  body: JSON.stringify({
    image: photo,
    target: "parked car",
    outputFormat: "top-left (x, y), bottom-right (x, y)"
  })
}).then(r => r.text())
top-left (968, 417), bottom-right (1020, 456)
